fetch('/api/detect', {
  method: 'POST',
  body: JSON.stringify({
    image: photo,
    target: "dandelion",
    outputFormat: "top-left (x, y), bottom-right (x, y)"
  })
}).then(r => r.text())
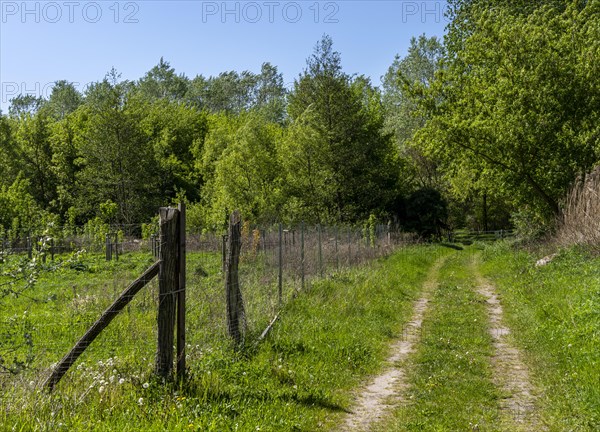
top-left (142, 382), bottom-right (149, 389)
top-left (138, 397), bottom-right (144, 406)
top-left (118, 378), bottom-right (125, 385)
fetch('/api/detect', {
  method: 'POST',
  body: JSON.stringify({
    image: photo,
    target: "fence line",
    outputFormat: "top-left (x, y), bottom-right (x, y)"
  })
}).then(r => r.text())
top-left (1, 211), bottom-right (415, 395)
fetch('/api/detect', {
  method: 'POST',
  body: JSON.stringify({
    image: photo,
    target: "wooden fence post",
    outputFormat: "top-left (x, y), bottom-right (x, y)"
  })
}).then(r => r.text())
top-left (177, 202), bottom-right (186, 380)
top-left (225, 211), bottom-right (245, 346)
top-left (155, 207), bottom-right (179, 378)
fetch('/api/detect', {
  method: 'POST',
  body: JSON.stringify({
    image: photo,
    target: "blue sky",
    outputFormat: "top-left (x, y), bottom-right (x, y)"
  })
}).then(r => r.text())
top-left (0, 1), bottom-right (449, 112)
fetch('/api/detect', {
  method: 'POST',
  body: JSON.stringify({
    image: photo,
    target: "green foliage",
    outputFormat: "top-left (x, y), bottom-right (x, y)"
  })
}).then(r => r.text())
top-left (417, 1), bottom-right (600, 226)
top-left (0, 175), bottom-right (46, 239)
top-left (285, 35), bottom-right (401, 223)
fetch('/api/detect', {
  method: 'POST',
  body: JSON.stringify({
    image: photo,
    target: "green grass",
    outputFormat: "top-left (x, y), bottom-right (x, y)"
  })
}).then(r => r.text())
top-left (481, 243), bottom-right (600, 431)
top-left (379, 249), bottom-right (502, 431)
top-left (1, 245), bottom-right (447, 431)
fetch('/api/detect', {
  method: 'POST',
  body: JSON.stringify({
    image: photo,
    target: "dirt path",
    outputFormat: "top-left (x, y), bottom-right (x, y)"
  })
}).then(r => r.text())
top-left (472, 257), bottom-right (544, 431)
top-left (341, 255), bottom-right (448, 432)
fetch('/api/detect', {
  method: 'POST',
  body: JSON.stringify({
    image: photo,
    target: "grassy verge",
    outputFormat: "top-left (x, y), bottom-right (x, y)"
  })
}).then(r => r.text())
top-left (379, 249), bottom-right (501, 431)
top-left (481, 243), bottom-right (600, 431)
top-left (1, 245), bottom-right (445, 431)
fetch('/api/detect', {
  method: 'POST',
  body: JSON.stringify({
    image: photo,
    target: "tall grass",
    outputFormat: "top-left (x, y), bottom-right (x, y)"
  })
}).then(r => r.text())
top-left (0, 246), bottom-right (445, 431)
top-left (481, 244), bottom-right (600, 430)
top-left (557, 166), bottom-right (600, 252)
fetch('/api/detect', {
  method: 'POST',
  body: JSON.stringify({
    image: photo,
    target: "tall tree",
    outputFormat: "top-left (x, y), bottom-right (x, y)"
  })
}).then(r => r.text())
top-left (137, 58), bottom-right (189, 101)
top-left (382, 35), bottom-right (444, 189)
top-left (45, 81), bottom-right (83, 120)
top-left (418, 1), bottom-right (600, 221)
top-left (285, 35), bottom-right (400, 222)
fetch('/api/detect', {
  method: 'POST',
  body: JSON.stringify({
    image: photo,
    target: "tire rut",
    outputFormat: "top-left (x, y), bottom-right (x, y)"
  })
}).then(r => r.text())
top-left (471, 256), bottom-right (544, 431)
top-left (340, 254), bottom-right (449, 432)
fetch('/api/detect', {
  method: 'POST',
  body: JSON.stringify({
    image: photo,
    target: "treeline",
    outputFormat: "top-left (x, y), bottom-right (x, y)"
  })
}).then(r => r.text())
top-left (1, 0), bottom-right (599, 239)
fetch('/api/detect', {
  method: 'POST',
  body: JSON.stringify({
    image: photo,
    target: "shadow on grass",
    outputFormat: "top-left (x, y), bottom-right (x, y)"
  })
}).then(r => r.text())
top-left (284, 393), bottom-right (352, 414)
top-left (439, 243), bottom-right (464, 250)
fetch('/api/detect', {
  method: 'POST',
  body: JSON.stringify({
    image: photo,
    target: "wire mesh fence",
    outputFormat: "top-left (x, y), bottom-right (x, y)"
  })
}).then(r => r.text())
top-left (0, 218), bottom-right (415, 397)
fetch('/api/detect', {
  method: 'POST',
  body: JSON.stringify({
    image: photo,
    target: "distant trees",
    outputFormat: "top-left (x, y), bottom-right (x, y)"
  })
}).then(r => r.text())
top-left (3, 10), bottom-right (598, 239)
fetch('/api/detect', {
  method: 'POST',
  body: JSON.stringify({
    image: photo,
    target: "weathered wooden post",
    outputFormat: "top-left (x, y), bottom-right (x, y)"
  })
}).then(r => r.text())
top-left (156, 207), bottom-right (179, 378)
top-left (177, 202), bottom-right (186, 380)
top-left (114, 232), bottom-right (119, 261)
top-left (225, 211), bottom-right (245, 346)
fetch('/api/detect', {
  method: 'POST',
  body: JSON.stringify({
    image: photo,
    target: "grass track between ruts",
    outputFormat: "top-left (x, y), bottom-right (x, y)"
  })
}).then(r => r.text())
top-left (481, 243), bottom-right (600, 431)
top-left (377, 248), bottom-right (502, 431)
top-left (1, 245), bottom-right (448, 431)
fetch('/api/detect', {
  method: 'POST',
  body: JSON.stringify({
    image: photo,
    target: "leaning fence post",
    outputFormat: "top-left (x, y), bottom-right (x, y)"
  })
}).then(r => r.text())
top-left (225, 211), bottom-right (245, 346)
top-left (156, 207), bottom-right (179, 378)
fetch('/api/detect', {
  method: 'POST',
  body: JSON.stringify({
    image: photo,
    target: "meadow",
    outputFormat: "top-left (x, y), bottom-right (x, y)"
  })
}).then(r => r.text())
top-left (0, 242), bottom-right (447, 431)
